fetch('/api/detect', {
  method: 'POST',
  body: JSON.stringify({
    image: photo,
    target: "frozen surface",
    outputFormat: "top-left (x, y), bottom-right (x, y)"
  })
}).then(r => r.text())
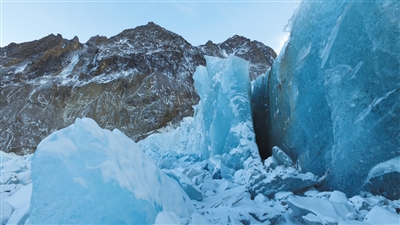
top-left (29, 118), bottom-right (194, 224)
top-left (252, 0), bottom-right (400, 198)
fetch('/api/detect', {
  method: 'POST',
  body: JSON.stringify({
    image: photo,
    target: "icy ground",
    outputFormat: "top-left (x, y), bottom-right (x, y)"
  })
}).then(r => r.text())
top-left (1, 135), bottom-right (399, 224)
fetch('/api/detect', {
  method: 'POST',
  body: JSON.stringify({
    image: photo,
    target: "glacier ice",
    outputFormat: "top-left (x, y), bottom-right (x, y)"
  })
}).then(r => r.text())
top-left (140, 55), bottom-right (260, 173)
top-left (252, 0), bottom-right (400, 199)
top-left (29, 118), bottom-right (194, 224)
top-left (192, 55), bottom-right (260, 169)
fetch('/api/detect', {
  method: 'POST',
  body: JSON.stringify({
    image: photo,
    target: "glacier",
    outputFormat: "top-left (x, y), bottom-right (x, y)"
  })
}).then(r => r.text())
top-left (2, 52), bottom-right (400, 224)
top-left (2, 0), bottom-right (400, 224)
top-left (252, 0), bottom-right (400, 199)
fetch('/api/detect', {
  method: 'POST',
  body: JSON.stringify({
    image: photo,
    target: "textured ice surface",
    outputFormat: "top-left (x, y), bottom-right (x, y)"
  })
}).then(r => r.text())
top-left (29, 118), bottom-right (194, 224)
top-left (192, 56), bottom-right (260, 168)
top-left (140, 56), bottom-right (260, 172)
top-left (252, 0), bottom-right (400, 198)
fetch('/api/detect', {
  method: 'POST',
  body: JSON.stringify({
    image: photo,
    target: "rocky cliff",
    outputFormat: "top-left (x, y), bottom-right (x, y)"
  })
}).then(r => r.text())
top-left (0, 22), bottom-right (276, 154)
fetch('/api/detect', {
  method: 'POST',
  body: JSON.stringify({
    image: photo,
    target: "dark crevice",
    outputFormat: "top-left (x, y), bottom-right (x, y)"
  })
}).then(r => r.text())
top-left (251, 72), bottom-right (273, 160)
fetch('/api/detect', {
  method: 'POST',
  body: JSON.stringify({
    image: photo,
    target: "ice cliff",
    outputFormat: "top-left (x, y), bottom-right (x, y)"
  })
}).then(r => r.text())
top-left (252, 0), bottom-right (400, 199)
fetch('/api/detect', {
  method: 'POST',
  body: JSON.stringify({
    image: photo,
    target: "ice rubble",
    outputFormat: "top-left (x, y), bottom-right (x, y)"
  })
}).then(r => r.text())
top-left (252, 0), bottom-right (400, 198)
top-left (0, 152), bottom-right (32, 225)
top-left (2, 148), bottom-right (400, 225)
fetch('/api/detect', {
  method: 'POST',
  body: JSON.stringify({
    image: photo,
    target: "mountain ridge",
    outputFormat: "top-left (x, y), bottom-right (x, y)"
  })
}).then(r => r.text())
top-left (0, 22), bottom-right (276, 155)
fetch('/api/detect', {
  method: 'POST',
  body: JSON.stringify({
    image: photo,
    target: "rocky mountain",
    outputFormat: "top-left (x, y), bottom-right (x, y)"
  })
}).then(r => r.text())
top-left (0, 22), bottom-right (276, 154)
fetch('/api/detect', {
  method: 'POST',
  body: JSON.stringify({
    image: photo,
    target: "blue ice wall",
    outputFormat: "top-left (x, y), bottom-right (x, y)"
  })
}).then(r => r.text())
top-left (253, 1), bottom-right (400, 198)
top-left (193, 56), bottom-right (260, 169)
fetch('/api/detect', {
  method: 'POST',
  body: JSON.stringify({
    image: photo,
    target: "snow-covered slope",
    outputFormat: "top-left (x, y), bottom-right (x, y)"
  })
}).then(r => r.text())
top-left (0, 22), bottom-right (276, 155)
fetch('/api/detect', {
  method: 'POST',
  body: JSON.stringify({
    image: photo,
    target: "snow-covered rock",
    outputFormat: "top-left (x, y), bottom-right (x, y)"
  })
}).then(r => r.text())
top-left (29, 118), bottom-right (194, 224)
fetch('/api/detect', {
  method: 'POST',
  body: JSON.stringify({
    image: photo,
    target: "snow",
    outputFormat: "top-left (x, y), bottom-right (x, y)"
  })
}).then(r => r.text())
top-left (14, 63), bottom-right (28, 74)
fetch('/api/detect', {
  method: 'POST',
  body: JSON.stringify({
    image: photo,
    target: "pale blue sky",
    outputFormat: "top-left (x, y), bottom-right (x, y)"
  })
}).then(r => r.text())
top-left (0, 0), bottom-right (299, 53)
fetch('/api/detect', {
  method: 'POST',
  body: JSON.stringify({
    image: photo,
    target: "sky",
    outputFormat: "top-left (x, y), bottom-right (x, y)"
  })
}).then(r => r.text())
top-left (0, 0), bottom-right (299, 54)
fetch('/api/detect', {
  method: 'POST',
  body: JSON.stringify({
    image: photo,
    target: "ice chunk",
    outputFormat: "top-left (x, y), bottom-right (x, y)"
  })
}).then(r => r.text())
top-left (272, 146), bottom-right (293, 167)
top-left (163, 169), bottom-right (203, 201)
top-left (29, 118), bottom-right (194, 224)
top-left (3, 183), bottom-right (32, 225)
top-left (253, 0), bottom-right (400, 198)
top-left (363, 206), bottom-right (400, 224)
top-left (154, 211), bottom-right (182, 225)
top-left (329, 190), bottom-right (348, 204)
top-left (287, 196), bottom-right (357, 224)
top-left (362, 157), bottom-right (400, 200)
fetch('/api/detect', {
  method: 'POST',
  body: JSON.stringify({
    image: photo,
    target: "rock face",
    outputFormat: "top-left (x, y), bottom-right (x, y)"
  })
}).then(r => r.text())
top-left (0, 22), bottom-right (276, 154)
top-left (252, 1), bottom-right (400, 199)
top-left (199, 36), bottom-right (276, 81)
